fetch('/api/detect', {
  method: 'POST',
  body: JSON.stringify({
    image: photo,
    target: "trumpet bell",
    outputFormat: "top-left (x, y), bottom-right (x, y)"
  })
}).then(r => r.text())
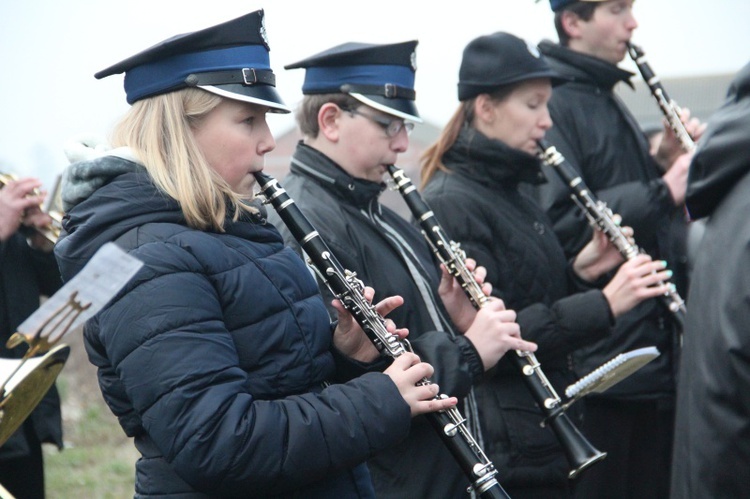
top-left (0, 344), bottom-right (70, 447)
top-left (33, 209), bottom-right (63, 245)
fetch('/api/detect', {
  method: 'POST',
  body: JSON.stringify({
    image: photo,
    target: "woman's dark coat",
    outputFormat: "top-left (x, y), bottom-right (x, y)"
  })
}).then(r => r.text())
top-left (421, 128), bottom-right (613, 492)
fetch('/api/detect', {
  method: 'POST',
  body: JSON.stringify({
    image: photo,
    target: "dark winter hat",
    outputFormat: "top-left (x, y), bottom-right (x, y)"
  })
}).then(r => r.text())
top-left (95, 9), bottom-right (289, 113)
top-left (458, 32), bottom-right (565, 101)
top-left (285, 41), bottom-right (421, 122)
top-left (549, 0), bottom-right (607, 12)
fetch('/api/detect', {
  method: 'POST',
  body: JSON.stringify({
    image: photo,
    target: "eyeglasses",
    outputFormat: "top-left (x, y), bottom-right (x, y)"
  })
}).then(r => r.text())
top-left (344, 108), bottom-right (415, 138)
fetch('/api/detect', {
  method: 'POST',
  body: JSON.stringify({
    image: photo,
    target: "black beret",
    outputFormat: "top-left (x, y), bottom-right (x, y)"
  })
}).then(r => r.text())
top-left (458, 32), bottom-right (566, 101)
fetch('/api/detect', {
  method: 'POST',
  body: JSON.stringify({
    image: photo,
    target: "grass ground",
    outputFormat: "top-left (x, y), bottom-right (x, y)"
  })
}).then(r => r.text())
top-left (42, 331), bottom-right (137, 498)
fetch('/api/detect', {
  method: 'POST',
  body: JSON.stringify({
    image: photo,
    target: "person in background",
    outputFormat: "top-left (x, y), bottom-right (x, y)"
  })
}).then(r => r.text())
top-left (270, 41), bottom-right (536, 498)
top-left (0, 175), bottom-right (63, 499)
top-left (420, 31), bottom-right (674, 499)
top-left (53, 10), bottom-right (456, 498)
top-left (670, 61), bottom-right (750, 499)
top-left (528, 1), bottom-right (703, 497)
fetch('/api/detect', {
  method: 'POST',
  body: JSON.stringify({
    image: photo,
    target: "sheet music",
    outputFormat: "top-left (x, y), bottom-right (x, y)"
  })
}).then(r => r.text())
top-left (565, 346), bottom-right (660, 399)
top-left (18, 243), bottom-right (143, 343)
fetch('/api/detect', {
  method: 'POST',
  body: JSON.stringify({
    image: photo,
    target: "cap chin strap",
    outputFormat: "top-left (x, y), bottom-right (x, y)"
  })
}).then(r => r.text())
top-left (185, 68), bottom-right (276, 87)
top-left (340, 83), bottom-right (415, 100)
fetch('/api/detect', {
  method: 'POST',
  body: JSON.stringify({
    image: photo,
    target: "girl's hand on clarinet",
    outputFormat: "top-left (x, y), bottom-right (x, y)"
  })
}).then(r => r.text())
top-left (464, 298), bottom-right (536, 371)
top-left (573, 221), bottom-right (632, 282)
top-left (603, 255), bottom-right (674, 317)
top-left (384, 353), bottom-right (458, 416)
top-left (332, 286), bottom-right (408, 362)
top-left (438, 259), bottom-right (492, 333)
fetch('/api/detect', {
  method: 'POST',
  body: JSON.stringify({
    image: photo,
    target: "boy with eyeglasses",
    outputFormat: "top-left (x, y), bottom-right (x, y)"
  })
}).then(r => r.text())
top-left (266, 41), bottom-right (536, 499)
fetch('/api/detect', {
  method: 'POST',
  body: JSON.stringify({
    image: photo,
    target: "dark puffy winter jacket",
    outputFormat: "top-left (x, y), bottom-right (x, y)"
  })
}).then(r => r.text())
top-left (55, 153), bottom-right (411, 498)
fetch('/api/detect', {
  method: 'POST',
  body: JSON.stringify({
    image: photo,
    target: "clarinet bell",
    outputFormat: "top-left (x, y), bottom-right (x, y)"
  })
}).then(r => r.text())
top-left (547, 412), bottom-right (607, 479)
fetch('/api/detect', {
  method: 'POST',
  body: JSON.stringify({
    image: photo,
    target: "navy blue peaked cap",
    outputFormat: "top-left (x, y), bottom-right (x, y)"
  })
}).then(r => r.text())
top-left (95, 9), bottom-right (289, 113)
top-left (285, 41), bottom-right (421, 122)
top-left (549, 0), bottom-right (606, 11)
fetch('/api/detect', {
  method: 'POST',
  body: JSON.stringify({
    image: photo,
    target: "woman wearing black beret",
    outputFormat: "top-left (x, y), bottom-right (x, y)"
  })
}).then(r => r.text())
top-left (420, 31), bottom-right (673, 498)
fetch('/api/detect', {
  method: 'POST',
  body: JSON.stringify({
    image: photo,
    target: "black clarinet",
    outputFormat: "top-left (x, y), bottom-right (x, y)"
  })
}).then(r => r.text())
top-left (627, 42), bottom-right (696, 152)
top-left (387, 165), bottom-right (606, 479)
top-left (537, 139), bottom-right (687, 329)
top-left (253, 171), bottom-right (509, 499)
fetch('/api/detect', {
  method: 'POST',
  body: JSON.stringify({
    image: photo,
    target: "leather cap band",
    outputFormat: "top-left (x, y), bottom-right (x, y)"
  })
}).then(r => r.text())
top-left (185, 68), bottom-right (276, 87)
top-left (340, 83), bottom-right (415, 100)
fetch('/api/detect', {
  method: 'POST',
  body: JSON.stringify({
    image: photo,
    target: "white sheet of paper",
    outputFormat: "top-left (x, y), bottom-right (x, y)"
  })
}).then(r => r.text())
top-left (565, 346), bottom-right (661, 399)
top-left (18, 243), bottom-right (143, 343)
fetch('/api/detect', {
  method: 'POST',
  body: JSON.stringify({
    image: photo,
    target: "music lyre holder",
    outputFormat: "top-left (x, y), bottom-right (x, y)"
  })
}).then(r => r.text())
top-left (5, 291), bottom-right (90, 361)
top-left (0, 293), bottom-right (89, 447)
top-left (0, 242), bottom-right (144, 448)
top-left (549, 347), bottom-right (661, 420)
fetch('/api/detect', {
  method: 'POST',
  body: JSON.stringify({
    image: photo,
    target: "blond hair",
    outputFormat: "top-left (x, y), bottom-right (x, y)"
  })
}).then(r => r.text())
top-left (111, 88), bottom-right (254, 232)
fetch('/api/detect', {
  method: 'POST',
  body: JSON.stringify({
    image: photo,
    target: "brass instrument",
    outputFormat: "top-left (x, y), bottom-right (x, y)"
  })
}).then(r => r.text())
top-left (1, 243), bottom-right (144, 448)
top-left (0, 345), bottom-right (70, 447)
top-left (0, 172), bottom-right (63, 245)
top-left (626, 42), bottom-right (696, 153)
top-left (0, 292), bottom-right (87, 448)
top-left (387, 165), bottom-right (606, 479)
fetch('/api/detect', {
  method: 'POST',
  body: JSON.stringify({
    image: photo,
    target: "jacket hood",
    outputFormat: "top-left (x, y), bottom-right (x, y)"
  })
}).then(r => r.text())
top-left (686, 61), bottom-right (750, 220)
top-left (538, 40), bottom-right (635, 91)
top-left (55, 153), bottom-right (185, 280)
top-left (61, 141), bottom-right (139, 212)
